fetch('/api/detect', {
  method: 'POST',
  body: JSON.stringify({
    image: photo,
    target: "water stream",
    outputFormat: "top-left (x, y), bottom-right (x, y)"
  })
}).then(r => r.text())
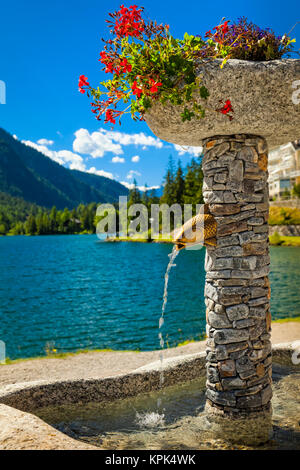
top-left (136, 246), bottom-right (179, 428)
top-left (159, 246), bottom-right (179, 387)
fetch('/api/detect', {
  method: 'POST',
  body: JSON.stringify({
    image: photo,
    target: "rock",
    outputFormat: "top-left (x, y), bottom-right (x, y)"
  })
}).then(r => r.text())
top-left (232, 256), bottom-right (257, 270)
top-left (215, 245), bottom-right (244, 258)
top-left (233, 318), bottom-right (256, 329)
top-left (256, 363), bottom-right (266, 378)
top-left (236, 393), bottom-right (262, 409)
top-left (214, 173), bottom-right (228, 184)
top-left (249, 306), bottom-right (268, 319)
top-left (210, 204), bottom-right (241, 216)
top-left (218, 359), bottom-right (236, 377)
top-left (222, 377), bottom-right (246, 390)
top-left (248, 297), bottom-right (269, 307)
top-left (206, 388), bottom-right (236, 407)
top-left (207, 366), bottom-right (220, 383)
top-left (229, 160), bottom-right (244, 183)
top-left (213, 328), bottom-right (250, 345)
top-left (217, 221), bottom-right (248, 237)
top-left (208, 312), bottom-right (232, 329)
top-left (205, 283), bottom-right (219, 302)
top-left (214, 142), bottom-right (231, 156)
top-left (237, 147), bottom-right (256, 162)
top-left (236, 356), bottom-right (256, 378)
top-left (258, 153), bottom-right (268, 172)
top-left (213, 258), bottom-right (234, 270)
top-left (243, 243), bottom-right (267, 256)
top-left (214, 304), bottom-right (226, 314)
top-left (226, 304), bottom-right (249, 321)
top-left (216, 234), bottom-right (240, 247)
top-left (251, 287), bottom-right (268, 299)
top-left (248, 217), bottom-right (264, 226)
top-left (215, 345), bottom-right (229, 360)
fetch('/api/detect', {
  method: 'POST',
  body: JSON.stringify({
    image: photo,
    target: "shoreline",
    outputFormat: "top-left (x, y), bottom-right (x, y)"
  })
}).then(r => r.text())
top-left (1, 317), bottom-right (299, 371)
top-left (1, 233), bottom-right (300, 246)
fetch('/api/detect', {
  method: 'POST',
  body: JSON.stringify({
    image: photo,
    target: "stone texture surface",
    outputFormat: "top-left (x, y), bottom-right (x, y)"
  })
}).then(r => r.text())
top-left (203, 134), bottom-right (272, 416)
top-left (145, 59), bottom-right (300, 149)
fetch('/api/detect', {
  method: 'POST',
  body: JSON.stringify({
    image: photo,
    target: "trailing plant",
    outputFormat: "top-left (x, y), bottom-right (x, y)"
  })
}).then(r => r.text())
top-left (79, 5), bottom-right (295, 125)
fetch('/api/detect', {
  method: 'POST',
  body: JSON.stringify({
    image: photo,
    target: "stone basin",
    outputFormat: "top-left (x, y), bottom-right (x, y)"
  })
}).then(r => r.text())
top-left (0, 343), bottom-right (299, 450)
top-left (145, 59), bottom-right (300, 149)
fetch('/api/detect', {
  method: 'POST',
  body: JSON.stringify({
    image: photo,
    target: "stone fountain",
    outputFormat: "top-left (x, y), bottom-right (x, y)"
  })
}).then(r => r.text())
top-left (145, 58), bottom-right (300, 444)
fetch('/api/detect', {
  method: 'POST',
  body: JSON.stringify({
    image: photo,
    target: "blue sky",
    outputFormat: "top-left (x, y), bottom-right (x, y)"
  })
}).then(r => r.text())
top-left (0, 0), bottom-right (299, 189)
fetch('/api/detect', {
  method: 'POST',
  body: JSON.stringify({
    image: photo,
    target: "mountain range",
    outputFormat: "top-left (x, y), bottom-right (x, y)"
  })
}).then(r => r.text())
top-left (0, 128), bottom-right (129, 209)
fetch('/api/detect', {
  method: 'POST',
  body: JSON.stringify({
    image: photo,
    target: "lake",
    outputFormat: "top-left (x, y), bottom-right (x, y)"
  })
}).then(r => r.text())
top-left (0, 235), bottom-right (300, 360)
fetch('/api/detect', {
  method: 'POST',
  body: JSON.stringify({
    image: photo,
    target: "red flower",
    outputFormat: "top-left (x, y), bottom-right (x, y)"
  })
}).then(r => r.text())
top-left (120, 58), bottom-right (132, 73)
top-left (218, 99), bottom-right (233, 118)
top-left (149, 78), bottom-right (162, 94)
top-left (105, 62), bottom-right (115, 74)
top-left (114, 5), bottom-right (144, 38)
top-left (213, 20), bottom-right (230, 36)
top-left (131, 81), bottom-right (143, 98)
top-left (78, 75), bottom-right (89, 94)
top-left (221, 20), bottom-right (230, 35)
top-left (105, 110), bottom-right (116, 124)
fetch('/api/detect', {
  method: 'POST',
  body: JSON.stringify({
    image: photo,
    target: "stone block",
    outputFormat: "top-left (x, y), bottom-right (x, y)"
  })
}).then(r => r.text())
top-left (213, 328), bottom-right (250, 345)
top-left (226, 304), bottom-right (249, 321)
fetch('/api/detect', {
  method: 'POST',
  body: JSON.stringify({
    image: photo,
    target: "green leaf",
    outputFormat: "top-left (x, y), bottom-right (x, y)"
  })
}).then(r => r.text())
top-left (199, 86), bottom-right (209, 99)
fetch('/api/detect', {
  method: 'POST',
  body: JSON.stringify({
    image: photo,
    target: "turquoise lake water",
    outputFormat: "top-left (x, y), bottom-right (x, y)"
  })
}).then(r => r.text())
top-left (0, 235), bottom-right (300, 360)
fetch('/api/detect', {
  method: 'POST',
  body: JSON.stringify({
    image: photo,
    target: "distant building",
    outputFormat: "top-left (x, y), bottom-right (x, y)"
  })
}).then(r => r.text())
top-left (268, 140), bottom-right (300, 200)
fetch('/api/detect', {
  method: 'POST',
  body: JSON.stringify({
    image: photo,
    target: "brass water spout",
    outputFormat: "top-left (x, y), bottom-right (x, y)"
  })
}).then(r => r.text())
top-left (174, 205), bottom-right (217, 250)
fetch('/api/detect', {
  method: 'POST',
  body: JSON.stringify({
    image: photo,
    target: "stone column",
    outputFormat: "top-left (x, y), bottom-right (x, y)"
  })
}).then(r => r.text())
top-left (202, 134), bottom-right (272, 445)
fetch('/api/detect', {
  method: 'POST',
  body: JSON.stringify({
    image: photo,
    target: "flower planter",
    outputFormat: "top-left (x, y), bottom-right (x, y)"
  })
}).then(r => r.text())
top-left (145, 59), bottom-right (300, 149)
top-left (145, 58), bottom-right (300, 445)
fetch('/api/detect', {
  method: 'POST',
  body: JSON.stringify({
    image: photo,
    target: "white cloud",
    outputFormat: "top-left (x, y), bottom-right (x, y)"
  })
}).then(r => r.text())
top-left (131, 155), bottom-right (140, 162)
top-left (104, 130), bottom-right (163, 149)
top-left (87, 167), bottom-right (114, 180)
top-left (37, 138), bottom-right (54, 146)
top-left (112, 156), bottom-right (125, 163)
top-left (126, 170), bottom-right (141, 180)
top-left (174, 144), bottom-right (203, 157)
top-left (73, 128), bottom-right (123, 158)
top-left (72, 128), bottom-right (163, 159)
top-left (13, 134), bottom-right (18, 140)
top-left (121, 181), bottom-right (160, 191)
top-left (22, 140), bottom-right (85, 168)
top-left (21, 138), bottom-right (115, 180)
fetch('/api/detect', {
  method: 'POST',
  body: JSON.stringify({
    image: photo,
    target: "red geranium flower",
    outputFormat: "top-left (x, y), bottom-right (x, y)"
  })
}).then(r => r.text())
top-left (105, 109), bottom-right (116, 124)
top-left (213, 20), bottom-right (230, 36)
top-left (120, 58), bottom-right (132, 73)
top-left (131, 81), bottom-right (143, 98)
top-left (217, 99), bottom-right (233, 119)
top-left (149, 78), bottom-right (162, 94)
top-left (114, 5), bottom-right (144, 38)
top-left (78, 75), bottom-right (89, 94)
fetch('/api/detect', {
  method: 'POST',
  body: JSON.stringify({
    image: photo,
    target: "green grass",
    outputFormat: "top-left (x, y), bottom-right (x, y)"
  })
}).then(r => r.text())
top-left (269, 233), bottom-right (300, 246)
top-left (272, 316), bottom-right (300, 323)
top-left (269, 206), bottom-right (300, 225)
top-left (0, 347), bottom-right (141, 366)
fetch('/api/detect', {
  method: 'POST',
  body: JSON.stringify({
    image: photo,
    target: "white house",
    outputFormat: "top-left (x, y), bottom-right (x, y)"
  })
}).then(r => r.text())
top-left (268, 140), bottom-right (300, 199)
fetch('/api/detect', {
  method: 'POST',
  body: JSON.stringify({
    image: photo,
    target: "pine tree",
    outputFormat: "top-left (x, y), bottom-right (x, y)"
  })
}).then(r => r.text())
top-left (128, 179), bottom-right (141, 206)
top-left (174, 160), bottom-right (185, 206)
top-left (25, 214), bottom-right (37, 235)
top-left (161, 155), bottom-right (176, 205)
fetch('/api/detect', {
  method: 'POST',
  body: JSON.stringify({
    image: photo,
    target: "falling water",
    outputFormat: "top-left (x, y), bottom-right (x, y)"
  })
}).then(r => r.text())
top-left (157, 246), bottom-right (179, 405)
top-left (135, 245), bottom-right (179, 428)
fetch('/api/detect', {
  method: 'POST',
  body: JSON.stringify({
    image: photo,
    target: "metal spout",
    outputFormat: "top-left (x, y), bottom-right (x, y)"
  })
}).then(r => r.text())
top-left (173, 205), bottom-right (217, 250)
